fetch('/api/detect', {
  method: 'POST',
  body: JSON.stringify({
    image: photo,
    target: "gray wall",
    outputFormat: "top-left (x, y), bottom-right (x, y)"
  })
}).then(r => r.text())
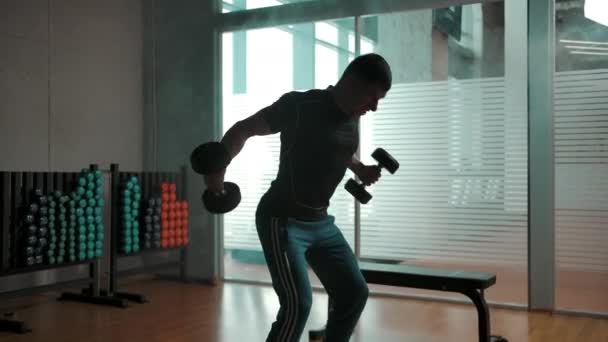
top-left (375, 10), bottom-right (434, 83)
top-left (0, 0), bottom-right (143, 293)
top-left (0, 0), bottom-right (50, 171)
top-left (143, 0), bottom-right (220, 282)
top-left (373, 5), bottom-right (505, 83)
top-left (0, 0), bottom-right (143, 172)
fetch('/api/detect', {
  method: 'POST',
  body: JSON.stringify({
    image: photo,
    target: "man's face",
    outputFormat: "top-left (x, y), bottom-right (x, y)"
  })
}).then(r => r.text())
top-left (350, 83), bottom-right (387, 118)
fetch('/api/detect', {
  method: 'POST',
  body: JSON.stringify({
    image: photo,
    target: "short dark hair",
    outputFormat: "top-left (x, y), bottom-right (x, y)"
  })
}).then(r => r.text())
top-left (342, 53), bottom-right (392, 91)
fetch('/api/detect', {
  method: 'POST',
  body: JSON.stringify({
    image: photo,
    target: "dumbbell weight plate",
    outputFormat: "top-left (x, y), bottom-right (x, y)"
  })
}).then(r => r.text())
top-left (25, 257), bottom-right (35, 267)
top-left (371, 148), bottom-right (400, 174)
top-left (202, 182), bottom-right (241, 214)
top-left (29, 203), bottom-right (39, 214)
top-left (38, 227), bottom-right (48, 237)
top-left (40, 195), bottom-right (49, 206)
top-left (344, 178), bottom-right (372, 204)
top-left (27, 235), bottom-right (38, 246)
top-left (27, 224), bottom-right (37, 235)
top-left (24, 214), bottom-right (35, 224)
top-left (190, 142), bottom-right (231, 175)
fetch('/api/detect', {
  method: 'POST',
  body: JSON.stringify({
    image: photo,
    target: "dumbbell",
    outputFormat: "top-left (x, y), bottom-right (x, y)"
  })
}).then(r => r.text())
top-left (345, 148), bottom-right (399, 204)
top-left (190, 142), bottom-right (241, 214)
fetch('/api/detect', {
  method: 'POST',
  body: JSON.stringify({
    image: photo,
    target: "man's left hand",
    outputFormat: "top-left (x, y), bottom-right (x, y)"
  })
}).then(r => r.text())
top-left (355, 164), bottom-right (381, 186)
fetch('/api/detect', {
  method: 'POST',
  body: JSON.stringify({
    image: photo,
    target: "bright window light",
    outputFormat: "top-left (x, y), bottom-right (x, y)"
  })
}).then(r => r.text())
top-left (585, 0), bottom-right (608, 26)
top-left (315, 22), bottom-right (338, 46)
top-left (246, 0), bottom-right (281, 10)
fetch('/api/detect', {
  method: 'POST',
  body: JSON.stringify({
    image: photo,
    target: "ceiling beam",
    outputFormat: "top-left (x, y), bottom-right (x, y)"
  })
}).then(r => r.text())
top-left (215, 0), bottom-right (504, 32)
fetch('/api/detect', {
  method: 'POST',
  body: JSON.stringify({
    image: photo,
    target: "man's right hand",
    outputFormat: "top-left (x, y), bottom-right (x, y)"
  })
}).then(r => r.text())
top-left (205, 168), bottom-right (226, 193)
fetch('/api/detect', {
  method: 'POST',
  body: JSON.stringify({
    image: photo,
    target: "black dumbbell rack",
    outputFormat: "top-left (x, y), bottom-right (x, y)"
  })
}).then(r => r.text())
top-left (0, 165), bottom-right (123, 334)
top-left (56, 164), bottom-right (129, 309)
top-left (81, 164), bottom-right (189, 304)
top-left (0, 164), bottom-right (190, 334)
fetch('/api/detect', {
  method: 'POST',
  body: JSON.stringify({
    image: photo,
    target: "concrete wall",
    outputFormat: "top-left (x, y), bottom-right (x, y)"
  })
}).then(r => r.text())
top-left (375, 10), bottom-right (434, 83)
top-left (0, 0), bottom-right (143, 172)
top-left (372, 4), bottom-right (507, 83)
top-left (143, 0), bottom-right (220, 282)
top-left (0, 0), bottom-right (50, 171)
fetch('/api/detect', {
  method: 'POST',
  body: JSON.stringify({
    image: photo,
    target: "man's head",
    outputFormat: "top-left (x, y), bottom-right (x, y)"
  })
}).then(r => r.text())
top-left (334, 53), bottom-right (392, 117)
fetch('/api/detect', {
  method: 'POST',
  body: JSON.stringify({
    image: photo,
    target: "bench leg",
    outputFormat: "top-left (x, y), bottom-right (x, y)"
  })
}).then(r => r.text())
top-left (462, 289), bottom-right (491, 342)
top-left (461, 289), bottom-right (508, 342)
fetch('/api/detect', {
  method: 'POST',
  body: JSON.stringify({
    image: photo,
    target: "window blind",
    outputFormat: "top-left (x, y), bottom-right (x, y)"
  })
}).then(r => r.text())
top-left (555, 69), bottom-right (608, 272)
top-left (358, 78), bottom-right (528, 266)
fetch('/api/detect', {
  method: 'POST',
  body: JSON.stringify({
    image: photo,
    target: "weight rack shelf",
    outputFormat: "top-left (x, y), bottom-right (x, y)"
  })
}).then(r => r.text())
top-left (0, 165), bottom-right (119, 333)
top-left (74, 164), bottom-right (190, 305)
top-left (0, 164), bottom-right (191, 334)
top-left (0, 258), bottom-right (94, 277)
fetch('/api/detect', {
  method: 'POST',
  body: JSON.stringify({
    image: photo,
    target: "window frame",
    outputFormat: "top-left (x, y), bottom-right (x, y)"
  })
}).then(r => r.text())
top-left (212, 0), bottom-right (565, 316)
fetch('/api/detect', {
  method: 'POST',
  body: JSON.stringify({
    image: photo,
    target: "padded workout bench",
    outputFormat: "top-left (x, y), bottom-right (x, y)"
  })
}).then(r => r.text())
top-left (309, 261), bottom-right (507, 342)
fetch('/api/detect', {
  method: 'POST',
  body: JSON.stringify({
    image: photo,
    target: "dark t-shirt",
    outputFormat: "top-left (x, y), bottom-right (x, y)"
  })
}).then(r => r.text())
top-left (256, 87), bottom-right (359, 221)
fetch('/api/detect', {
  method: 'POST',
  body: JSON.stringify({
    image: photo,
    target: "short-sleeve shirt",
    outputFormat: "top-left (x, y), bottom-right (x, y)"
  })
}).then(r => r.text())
top-left (256, 87), bottom-right (359, 221)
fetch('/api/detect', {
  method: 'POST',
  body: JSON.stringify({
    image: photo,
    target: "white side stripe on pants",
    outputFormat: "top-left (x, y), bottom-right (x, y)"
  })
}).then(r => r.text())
top-left (271, 217), bottom-right (299, 342)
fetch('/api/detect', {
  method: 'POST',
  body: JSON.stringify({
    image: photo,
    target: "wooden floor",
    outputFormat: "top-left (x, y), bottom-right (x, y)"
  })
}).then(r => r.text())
top-left (0, 277), bottom-right (607, 342)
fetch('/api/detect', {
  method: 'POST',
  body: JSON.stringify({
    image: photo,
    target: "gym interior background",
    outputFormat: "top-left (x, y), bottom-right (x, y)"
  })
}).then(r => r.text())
top-left (0, 0), bottom-right (606, 341)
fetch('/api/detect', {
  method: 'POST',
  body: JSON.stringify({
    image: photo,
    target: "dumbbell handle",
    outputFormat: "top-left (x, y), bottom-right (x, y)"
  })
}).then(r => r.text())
top-left (207, 181), bottom-right (233, 196)
top-left (202, 181), bottom-right (242, 214)
top-left (211, 189), bottom-right (227, 196)
top-left (352, 164), bottom-right (382, 185)
top-left (346, 156), bottom-right (392, 204)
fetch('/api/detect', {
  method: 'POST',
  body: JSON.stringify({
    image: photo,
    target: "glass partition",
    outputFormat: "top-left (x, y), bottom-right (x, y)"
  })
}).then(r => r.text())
top-left (554, 1), bottom-right (608, 314)
top-left (356, 2), bottom-right (528, 305)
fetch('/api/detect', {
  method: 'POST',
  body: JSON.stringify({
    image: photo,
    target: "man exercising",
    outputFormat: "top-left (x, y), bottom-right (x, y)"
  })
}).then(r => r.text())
top-left (206, 53), bottom-right (392, 342)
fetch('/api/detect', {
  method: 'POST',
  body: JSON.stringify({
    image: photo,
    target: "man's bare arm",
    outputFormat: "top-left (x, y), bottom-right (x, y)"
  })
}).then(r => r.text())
top-left (347, 154), bottom-right (381, 186)
top-left (220, 111), bottom-right (273, 160)
top-left (346, 155), bottom-right (364, 175)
